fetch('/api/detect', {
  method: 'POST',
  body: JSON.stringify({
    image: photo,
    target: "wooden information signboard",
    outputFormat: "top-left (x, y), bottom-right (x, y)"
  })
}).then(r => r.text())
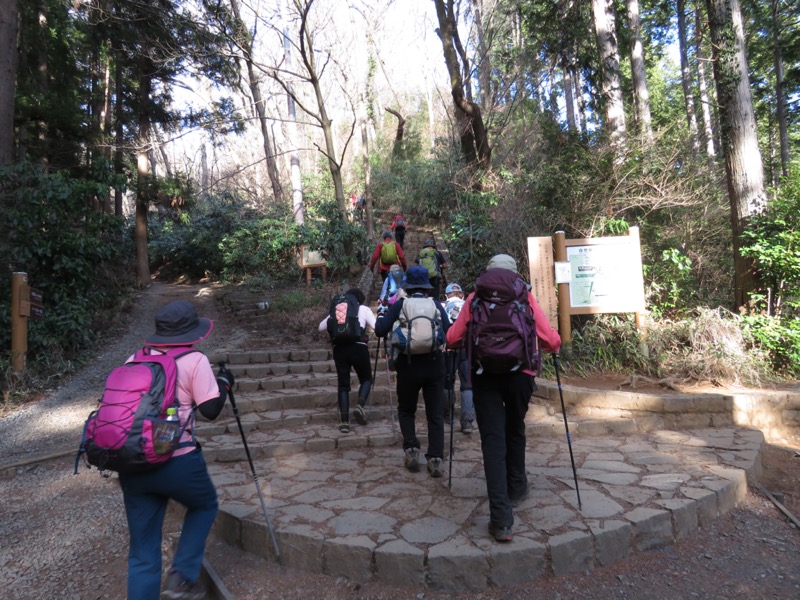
top-left (298, 245), bottom-right (328, 285)
top-left (527, 236), bottom-right (558, 326)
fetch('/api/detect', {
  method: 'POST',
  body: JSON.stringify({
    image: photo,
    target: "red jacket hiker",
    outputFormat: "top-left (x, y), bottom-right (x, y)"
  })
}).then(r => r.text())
top-left (369, 232), bottom-right (407, 277)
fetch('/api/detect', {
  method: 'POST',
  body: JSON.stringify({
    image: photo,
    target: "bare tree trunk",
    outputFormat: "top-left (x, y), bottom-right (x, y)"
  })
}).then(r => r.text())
top-left (705, 0), bottom-right (766, 310)
top-left (472, 0), bottom-right (492, 108)
top-left (113, 43), bottom-right (124, 217)
top-left (695, 6), bottom-right (716, 160)
top-left (771, 0), bottom-right (789, 178)
top-left (135, 52), bottom-right (153, 288)
top-left (281, 2), bottom-right (304, 225)
top-left (626, 0), bottom-right (652, 141)
top-left (591, 0), bottom-right (627, 154)
top-left (230, 0), bottom-right (283, 206)
top-left (433, 0), bottom-right (491, 176)
top-left (385, 107), bottom-right (406, 158)
top-left (678, 0), bottom-right (700, 155)
top-left (0, 0), bottom-right (19, 166)
top-left (562, 62), bottom-right (577, 132)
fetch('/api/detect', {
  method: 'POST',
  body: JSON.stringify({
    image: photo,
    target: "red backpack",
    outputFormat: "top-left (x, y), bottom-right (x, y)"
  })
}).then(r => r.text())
top-left (467, 269), bottom-right (541, 376)
top-left (75, 347), bottom-right (197, 474)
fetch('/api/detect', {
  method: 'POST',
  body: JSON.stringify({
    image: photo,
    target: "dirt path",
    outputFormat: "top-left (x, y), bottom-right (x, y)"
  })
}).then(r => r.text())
top-left (2, 281), bottom-right (799, 599)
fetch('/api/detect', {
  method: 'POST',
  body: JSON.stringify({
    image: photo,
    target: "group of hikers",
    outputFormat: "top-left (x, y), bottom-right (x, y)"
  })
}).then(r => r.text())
top-left (80, 213), bottom-right (560, 599)
top-left (324, 215), bottom-right (561, 544)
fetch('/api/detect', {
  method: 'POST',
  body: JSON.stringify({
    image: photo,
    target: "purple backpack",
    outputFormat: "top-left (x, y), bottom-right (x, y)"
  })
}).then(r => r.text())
top-left (468, 268), bottom-right (541, 376)
top-left (75, 347), bottom-right (196, 474)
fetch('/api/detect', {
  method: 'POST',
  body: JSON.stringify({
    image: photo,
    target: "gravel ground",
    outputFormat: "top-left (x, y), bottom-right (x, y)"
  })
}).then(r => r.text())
top-left (2, 282), bottom-right (800, 600)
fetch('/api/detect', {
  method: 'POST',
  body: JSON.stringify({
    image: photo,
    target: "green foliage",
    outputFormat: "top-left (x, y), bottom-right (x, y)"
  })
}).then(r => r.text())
top-left (563, 315), bottom-right (650, 376)
top-left (740, 314), bottom-right (800, 376)
top-left (739, 168), bottom-right (800, 374)
top-left (148, 193), bottom-right (303, 282)
top-left (0, 163), bottom-right (133, 366)
top-left (644, 248), bottom-right (697, 318)
top-left (741, 169), bottom-right (800, 316)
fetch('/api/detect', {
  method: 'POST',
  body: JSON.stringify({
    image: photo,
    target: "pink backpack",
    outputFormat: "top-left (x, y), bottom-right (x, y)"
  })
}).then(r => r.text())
top-left (75, 347), bottom-right (197, 474)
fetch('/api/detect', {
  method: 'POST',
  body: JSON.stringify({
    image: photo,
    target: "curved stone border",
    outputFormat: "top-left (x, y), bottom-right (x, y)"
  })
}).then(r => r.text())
top-left (209, 426), bottom-right (764, 592)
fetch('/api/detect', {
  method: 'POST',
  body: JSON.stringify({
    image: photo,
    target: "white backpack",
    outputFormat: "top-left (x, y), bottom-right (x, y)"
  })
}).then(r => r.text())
top-left (391, 297), bottom-right (443, 355)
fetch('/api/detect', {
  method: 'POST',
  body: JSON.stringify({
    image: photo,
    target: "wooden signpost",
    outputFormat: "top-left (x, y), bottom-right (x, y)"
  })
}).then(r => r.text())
top-left (11, 272), bottom-right (45, 374)
top-left (299, 245), bottom-right (328, 285)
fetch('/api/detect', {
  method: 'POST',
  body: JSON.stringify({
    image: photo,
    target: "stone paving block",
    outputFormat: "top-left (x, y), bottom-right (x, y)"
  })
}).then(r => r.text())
top-left (245, 365), bottom-right (271, 378)
top-left (549, 529), bottom-right (594, 575)
top-left (369, 434), bottom-right (398, 447)
top-left (290, 350), bottom-right (310, 361)
top-left (625, 507), bottom-right (674, 551)
top-left (278, 524), bottom-right (325, 571)
top-left (263, 442), bottom-right (305, 458)
top-left (288, 363), bottom-right (311, 374)
top-left (240, 517), bottom-right (278, 561)
top-left (706, 465), bottom-right (748, 501)
top-left (680, 486), bottom-right (718, 527)
top-left (701, 477), bottom-right (737, 514)
top-left (308, 348), bottom-right (330, 361)
top-left (427, 537), bottom-right (489, 592)
top-left (375, 540), bottom-right (425, 587)
top-left (324, 535), bottom-right (376, 581)
top-left (657, 498), bottom-right (698, 540)
top-left (337, 435), bottom-right (369, 449)
top-left (633, 416), bottom-right (663, 431)
top-left (606, 419), bottom-right (638, 434)
top-left (307, 438), bottom-right (336, 452)
top-left (589, 519), bottom-right (631, 566)
top-left (487, 536), bottom-right (546, 586)
top-left (226, 351), bottom-right (251, 364)
top-left (244, 351), bottom-right (269, 363)
top-left (237, 379), bottom-right (261, 393)
top-left (575, 420), bottom-right (608, 436)
top-left (269, 350), bottom-right (291, 362)
top-left (215, 447), bottom-right (247, 462)
top-left (269, 364), bottom-right (290, 376)
top-left (260, 379), bottom-right (285, 392)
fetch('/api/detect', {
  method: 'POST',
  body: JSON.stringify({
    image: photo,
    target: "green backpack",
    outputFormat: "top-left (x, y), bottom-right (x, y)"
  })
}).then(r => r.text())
top-left (418, 247), bottom-right (439, 278)
top-left (380, 241), bottom-right (398, 266)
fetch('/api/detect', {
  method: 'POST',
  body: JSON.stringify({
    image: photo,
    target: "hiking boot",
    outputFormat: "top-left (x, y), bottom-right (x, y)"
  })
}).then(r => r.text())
top-left (339, 422), bottom-right (350, 434)
top-left (460, 419), bottom-right (473, 434)
top-left (353, 405), bottom-right (367, 426)
top-left (404, 448), bottom-right (420, 472)
top-left (488, 522), bottom-right (513, 543)
top-left (510, 486), bottom-right (530, 508)
top-left (427, 457), bottom-right (443, 478)
top-left (161, 569), bottom-right (206, 600)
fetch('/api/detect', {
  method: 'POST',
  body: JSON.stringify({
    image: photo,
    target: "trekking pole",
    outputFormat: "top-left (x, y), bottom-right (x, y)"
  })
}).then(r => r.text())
top-left (383, 342), bottom-right (398, 440)
top-left (219, 363), bottom-right (282, 563)
top-left (553, 354), bottom-right (582, 511)
top-left (447, 351), bottom-right (456, 489)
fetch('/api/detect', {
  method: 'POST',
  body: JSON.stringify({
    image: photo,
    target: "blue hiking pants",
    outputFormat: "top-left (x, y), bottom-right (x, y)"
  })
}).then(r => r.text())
top-left (119, 449), bottom-right (218, 599)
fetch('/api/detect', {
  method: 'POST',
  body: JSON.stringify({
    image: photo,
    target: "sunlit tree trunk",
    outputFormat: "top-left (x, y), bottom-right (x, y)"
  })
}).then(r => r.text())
top-left (591, 0), bottom-right (627, 154)
top-left (626, 0), bottom-right (652, 142)
top-left (695, 6), bottom-right (716, 160)
top-left (0, 0), bottom-right (18, 166)
top-left (113, 42), bottom-right (124, 217)
top-left (771, 0), bottom-right (789, 178)
top-left (678, 0), bottom-right (700, 155)
top-left (705, 0), bottom-right (766, 309)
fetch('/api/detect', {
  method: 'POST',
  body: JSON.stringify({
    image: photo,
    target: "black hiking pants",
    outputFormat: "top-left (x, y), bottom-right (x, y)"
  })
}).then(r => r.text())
top-left (395, 350), bottom-right (445, 459)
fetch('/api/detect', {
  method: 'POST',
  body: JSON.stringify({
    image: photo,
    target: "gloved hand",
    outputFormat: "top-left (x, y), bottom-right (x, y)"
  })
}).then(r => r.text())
top-left (216, 364), bottom-right (235, 392)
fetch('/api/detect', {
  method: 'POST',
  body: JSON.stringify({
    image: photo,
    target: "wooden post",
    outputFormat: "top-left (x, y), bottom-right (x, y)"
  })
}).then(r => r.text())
top-left (554, 231), bottom-right (572, 349)
top-left (628, 226), bottom-right (649, 359)
top-left (11, 272), bottom-right (29, 374)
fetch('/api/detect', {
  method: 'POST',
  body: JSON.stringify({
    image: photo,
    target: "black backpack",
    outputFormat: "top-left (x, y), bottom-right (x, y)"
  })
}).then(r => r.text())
top-left (327, 293), bottom-right (363, 344)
